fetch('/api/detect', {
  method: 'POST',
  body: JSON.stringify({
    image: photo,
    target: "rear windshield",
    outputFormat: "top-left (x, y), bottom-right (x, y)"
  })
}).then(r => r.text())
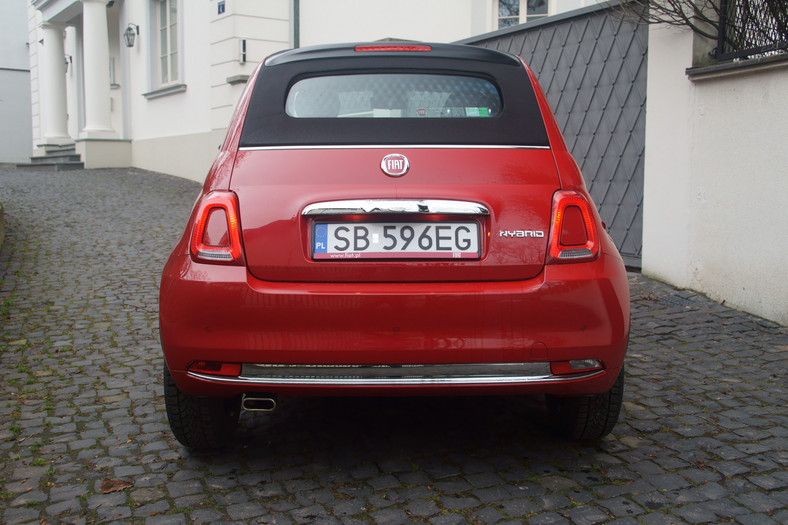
top-left (285, 74), bottom-right (502, 119)
top-left (239, 53), bottom-right (549, 148)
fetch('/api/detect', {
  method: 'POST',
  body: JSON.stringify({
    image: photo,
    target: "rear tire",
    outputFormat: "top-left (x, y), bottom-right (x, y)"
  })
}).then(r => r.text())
top-left (163, 366), bottom-right (241, 450)
top-left (547, 366), bottom-right (625, 441)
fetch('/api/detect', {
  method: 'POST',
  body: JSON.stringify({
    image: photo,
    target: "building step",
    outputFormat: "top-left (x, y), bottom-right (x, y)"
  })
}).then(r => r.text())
top-left (30, 153), bottom-right (83, 164)
top-left (19, 145), bottom-right (84, 170)
top-left (16, 161), bottom-right (85, 171)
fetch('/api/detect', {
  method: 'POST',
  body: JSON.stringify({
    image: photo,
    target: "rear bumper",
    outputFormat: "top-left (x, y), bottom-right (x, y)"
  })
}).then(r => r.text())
top-left (160, 250), bottom-right (629, 398)
top-left (191, 362), bottom-right (602, 386)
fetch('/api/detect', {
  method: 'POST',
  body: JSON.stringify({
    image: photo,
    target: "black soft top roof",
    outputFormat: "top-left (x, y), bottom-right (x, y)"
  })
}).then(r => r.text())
top-left (239, 42), bottom-right (549, 148)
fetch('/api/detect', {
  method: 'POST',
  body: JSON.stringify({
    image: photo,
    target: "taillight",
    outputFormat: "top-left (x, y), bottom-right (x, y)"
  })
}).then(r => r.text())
top-left (190, 191), bottom-right (244, 264)
top-left (547, 191), bottom-right (599, 263)
top-left (188, 361), bottom-right (241, 377)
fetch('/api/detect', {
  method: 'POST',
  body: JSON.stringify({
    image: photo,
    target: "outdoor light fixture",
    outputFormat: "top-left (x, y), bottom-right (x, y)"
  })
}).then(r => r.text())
top-left (124, 23), bottom-right (139, 48)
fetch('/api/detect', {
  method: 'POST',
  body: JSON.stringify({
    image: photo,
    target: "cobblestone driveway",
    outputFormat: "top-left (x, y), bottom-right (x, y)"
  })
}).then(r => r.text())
top-left (1, 168), bottom-right (786, 525)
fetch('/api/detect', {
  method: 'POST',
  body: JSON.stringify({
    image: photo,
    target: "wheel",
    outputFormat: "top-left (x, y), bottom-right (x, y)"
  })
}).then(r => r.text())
top-left (163, 366), bottom-right (241, 450)
top-left (547, 366), bottom-right (625, 441)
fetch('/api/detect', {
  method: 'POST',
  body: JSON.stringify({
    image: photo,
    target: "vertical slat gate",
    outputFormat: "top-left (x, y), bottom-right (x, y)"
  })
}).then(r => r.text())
top-left (460, 4), bottom-right (648, 268)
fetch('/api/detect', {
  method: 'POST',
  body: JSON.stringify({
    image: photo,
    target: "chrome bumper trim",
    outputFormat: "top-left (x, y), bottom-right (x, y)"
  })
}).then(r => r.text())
top-left (187, 363), bottom-right (603, 386)
top-left (302, 199), bottom-right (490, 216)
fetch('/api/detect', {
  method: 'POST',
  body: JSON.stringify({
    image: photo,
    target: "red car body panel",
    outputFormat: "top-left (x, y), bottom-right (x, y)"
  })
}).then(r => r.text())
top-left (159, 43), bottom-right (630, 403)
top-left (160, 248), bottom-right (629, 397)
top-left (232, 147), bottom-right (558, 282)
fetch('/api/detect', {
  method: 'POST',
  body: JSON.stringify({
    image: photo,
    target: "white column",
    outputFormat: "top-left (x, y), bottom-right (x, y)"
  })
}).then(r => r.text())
top-left (39, 22), bottom-right (72, 146)
top-left (80, 0), bottom-right (115, 138)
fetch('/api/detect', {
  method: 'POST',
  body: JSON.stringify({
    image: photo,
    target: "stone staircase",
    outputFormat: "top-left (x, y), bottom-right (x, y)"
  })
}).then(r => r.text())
top-left (18, 144), bottom-right (84, 171)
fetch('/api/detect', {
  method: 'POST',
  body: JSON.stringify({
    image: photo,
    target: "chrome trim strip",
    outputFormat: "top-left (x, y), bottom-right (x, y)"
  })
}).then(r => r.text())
top-left (187, 363), bottom-right (604, 386)
top-left (238, 144), bottom-right (551, 151)
top-left (302, 199), bottom-right (490, 216)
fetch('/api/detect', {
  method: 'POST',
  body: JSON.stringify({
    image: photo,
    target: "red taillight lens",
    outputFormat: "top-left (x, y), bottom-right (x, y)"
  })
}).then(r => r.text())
top-left (548, 191), bottom-right (599, 263)
top-left (190, 191), bottom-right (244, 265)
top-left (354, 44), bottom-right (432, 52)
top-left (203, 208), bottom-right (230, 246)
top-left (188, 361), bottom-right (242, 377)
top-left (560, 206), bottom-right (588, 246)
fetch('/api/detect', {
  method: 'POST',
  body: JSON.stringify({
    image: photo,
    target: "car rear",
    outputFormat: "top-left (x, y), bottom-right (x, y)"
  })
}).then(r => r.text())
top-left (160, 43), bottom-right (630, 448)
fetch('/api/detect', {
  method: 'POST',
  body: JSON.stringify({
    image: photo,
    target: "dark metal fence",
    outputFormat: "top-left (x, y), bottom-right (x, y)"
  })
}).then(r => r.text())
top-left (717, 0), bottom-right (788, 60)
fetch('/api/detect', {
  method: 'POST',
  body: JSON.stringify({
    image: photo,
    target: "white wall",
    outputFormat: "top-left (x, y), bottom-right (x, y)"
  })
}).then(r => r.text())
top-left (1, 0), bottom-right (30, 70)
top-left (299, 0), bottom-right (495, 46)
top-left (0, 0), bottom-right (33, 163)
top-left (27, 7), bottom-right (41, 151)
top-left (121, 0), bottom-right (214, 180)
top-left (124, 2), bottom-right (212, 141)
top-left (643, 25), bottom-right (788, 325)
top-left (125, 0), bottom-right (293, 180)
top-left (209, 0), bottom-right (292, 131)
top-left (642, 26), bottom-right (695, 286)
top-left (0, 72), bottom-right (33, 164)
top-left (64, 25), bottom-right (81, 140)
top-left (108, 6), bottom-right (123, 139)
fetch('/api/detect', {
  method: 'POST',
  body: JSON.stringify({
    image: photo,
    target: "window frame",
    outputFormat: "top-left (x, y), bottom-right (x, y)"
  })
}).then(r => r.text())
top-left (496, 0), bottom-right (556, 29)
top-left (143, 0), bottom-right (185, 99)
top-left (158, 0), bottom-right (178, 85)
top-left (497, 0), bottom-right (521, 28)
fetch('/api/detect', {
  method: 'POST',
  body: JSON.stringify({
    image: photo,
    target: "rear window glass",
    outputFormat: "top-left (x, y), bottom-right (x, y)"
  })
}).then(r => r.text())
top-left (239, 50), bottom-right (550, 147)
top-left (285, 74), bottom-right (502, 119)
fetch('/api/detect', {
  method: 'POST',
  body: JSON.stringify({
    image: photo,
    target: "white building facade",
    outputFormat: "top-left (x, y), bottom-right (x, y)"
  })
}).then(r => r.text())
top-left (27, 0), bottom-right (600, 179)
top-left (0, 0), bottom-right (33, 164)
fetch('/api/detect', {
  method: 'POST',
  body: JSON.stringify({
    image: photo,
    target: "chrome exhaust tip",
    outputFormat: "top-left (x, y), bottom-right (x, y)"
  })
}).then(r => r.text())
top-left (241, 395), bottom-right (277, 412)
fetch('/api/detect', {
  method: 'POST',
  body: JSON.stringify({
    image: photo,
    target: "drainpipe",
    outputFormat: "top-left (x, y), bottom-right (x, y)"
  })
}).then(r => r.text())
top-left (293, 0), bottom-right (300, 48)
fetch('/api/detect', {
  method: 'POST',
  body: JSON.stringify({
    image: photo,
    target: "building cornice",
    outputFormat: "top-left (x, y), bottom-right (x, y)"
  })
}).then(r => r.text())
top-left (34, 0), bottom-right (82, 24)
top-left (686, 53), bottom-right (788, 82)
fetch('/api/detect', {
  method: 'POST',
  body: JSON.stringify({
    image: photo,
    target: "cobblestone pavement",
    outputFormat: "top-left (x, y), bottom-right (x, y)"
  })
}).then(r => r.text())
top-left (0, 167), bottom-right (786, 525)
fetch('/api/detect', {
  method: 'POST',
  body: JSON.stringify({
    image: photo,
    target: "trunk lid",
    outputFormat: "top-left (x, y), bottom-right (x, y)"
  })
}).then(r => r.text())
top-left (231, 147), bottom-right (559, 282)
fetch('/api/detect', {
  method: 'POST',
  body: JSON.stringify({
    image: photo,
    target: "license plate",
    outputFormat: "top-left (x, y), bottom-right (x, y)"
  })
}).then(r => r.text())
top-left (312, 222), bottom-right (480, 260)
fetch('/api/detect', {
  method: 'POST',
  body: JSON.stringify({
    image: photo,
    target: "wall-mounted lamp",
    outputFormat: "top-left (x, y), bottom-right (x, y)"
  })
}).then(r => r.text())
top-left (124, 23), bottom-right (139, 48)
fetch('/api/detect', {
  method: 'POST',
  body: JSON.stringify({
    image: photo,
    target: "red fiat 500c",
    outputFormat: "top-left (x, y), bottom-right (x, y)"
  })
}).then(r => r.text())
top-left (160, 43), bottom-right (630, 450)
